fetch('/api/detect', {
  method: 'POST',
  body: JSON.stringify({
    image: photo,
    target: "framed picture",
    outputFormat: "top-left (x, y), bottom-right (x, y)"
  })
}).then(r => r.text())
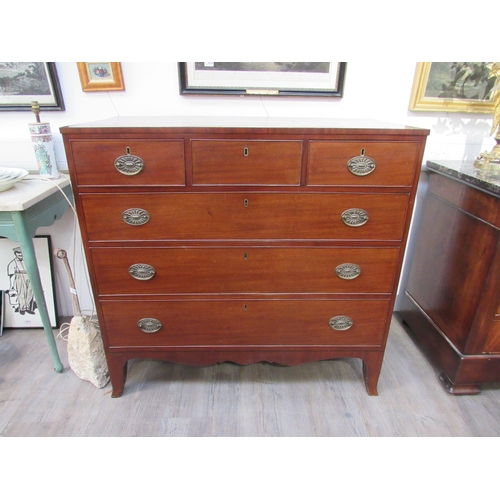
top-left (0, 236), bottom-right (58, 329)
top-left (409, 62), bottom-right (496, 113)
top-left (0, 62), bottom-right (64, 111)
top-left (178, 62), bottom-right (347, 97)
top-left (77, 62), bottom-right (125, 92)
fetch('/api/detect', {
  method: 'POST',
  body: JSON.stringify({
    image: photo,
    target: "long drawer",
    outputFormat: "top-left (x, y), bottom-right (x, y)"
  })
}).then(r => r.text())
top-left (80, 192), bottom-right (409, 241)
top-left (307, 140), bottom-right (419, 186)
top-left (90, 246), bottom-right (400, 295)
top-left (68, 139), bottom-right (186, 186)
top-left (101, 298), bottom-right (390, 347)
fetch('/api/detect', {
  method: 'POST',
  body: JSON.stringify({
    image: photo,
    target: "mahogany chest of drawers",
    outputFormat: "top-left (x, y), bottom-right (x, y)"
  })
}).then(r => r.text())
top-left (61, 117), bottom-right (428, 397)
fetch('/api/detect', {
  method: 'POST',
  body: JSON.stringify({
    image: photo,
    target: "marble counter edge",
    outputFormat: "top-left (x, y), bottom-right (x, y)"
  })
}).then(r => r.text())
top-left (426, 159), bottom-right (500, 197)
top-left (0, 175), bottom-right (71, 211)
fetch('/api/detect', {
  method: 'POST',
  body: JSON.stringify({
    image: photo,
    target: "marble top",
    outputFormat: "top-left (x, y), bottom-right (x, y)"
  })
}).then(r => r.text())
top-left (426, 160), bottom-right (500, 198)
top-left (0, 174), bottom-right (71, 211)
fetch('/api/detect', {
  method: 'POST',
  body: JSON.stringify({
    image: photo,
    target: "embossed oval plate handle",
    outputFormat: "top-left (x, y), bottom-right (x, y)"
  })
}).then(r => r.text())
top-left (129, 263), bottom-right (156, 280)
top-left (115, 148), bottom-right (145, 176)
top-left (347, 149), bottom-right (376, 176)
top-left (137, 318), bottom-right (162, 333)
top-left (329, 315), bottom-right (353, 331)
top-left (335, 263), bottom-right (361, 280)
top-left (341, 208), bottom-right (369, 227)
top-left (122, 208), bottom-right (150, 226)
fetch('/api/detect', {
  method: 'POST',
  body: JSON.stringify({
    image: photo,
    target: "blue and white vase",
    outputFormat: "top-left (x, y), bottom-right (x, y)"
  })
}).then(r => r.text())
top-left (29, 122), bottom-right (60, 179)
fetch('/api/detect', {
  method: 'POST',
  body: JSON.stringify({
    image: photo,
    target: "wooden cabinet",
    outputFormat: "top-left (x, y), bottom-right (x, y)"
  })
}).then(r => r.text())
top-left (61, 117), bottom-right (428, 397)
top-left (400, 162), bottom-right (500, 394)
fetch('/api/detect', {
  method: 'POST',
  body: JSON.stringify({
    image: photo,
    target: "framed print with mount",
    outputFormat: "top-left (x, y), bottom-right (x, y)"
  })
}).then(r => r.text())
top-left (0, 235), bottom-right (58, 329)
top-left (409, 62), bottom-right (496, 113)
top-left (0, 62), bottom-right (64, 111)
top-left (77, 62), bottom-right (125, 92)
top-left (178, 62), bottom-right (346, 97)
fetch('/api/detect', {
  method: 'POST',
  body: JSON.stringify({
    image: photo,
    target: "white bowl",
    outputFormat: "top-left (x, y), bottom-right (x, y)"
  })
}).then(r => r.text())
top-left (0, 169), bottom-right (29, 192)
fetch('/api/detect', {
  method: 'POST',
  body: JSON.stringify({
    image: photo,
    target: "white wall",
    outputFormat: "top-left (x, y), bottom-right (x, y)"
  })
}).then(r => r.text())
top-left (0, 62), bottom-right (495, 317)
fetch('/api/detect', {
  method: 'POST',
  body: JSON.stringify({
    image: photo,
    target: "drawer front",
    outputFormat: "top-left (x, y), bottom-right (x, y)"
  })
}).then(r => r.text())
top-left (307, 141), bottom-right (419, 186)
top-left (81, 193), bottom-right (409, 241)
top-left (191, 140), bottom-right (302, 185)
top-left (69, 139), bottom-right (185, 186)
top-left (101, 299), bottom-right (390, 347)
top-left (91, 246), bottom-right (400, 295)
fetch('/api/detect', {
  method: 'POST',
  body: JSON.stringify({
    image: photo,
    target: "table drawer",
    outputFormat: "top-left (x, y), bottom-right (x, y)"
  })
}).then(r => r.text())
top-left (307, 140), bottom-right (419, 186)
top-left (69, 139), bottom-right (185, 186)
top-left (81, 192), bottom-right (409, 241)
top-left (191, 139), bottom-right (302, 185)
top-left (90, 246), bottom-right (400, 295)
top-left (101, 298), bottom-right (390, 347)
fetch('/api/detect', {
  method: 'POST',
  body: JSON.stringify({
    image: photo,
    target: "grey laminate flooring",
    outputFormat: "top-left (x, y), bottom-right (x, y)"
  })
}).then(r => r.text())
top-left (1, 314), bottom-right (499, 437)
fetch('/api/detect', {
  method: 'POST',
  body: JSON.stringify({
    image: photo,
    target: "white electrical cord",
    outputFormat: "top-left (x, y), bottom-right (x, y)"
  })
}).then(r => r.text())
top-left (40, 173), bottom-right (97, 322)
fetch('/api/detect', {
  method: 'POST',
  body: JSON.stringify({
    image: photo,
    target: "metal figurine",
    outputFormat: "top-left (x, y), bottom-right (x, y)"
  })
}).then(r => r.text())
top-left (474, 63), bottom-right (500, 170)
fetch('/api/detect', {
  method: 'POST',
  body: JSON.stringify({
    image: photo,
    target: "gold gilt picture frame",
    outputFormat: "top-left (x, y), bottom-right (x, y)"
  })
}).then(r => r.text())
top-left (409, 62), bottom-right (496, 113)
top-left (77, 62), bottom-right (125, 92)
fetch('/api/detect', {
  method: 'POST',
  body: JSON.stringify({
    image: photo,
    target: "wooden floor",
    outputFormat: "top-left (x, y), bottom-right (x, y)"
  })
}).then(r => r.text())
top-left (1, 313), bottom-right (499, 437)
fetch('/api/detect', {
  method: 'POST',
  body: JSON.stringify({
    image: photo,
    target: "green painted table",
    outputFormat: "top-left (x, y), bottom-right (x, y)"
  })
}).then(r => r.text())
top-left (0, 175), bottom-right (73, 372)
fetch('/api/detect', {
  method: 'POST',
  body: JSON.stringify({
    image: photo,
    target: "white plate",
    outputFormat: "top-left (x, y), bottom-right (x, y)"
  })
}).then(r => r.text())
top-left (0, 171), bottom-right (23, 182)
top-left (0, 168), bottom-right (19, 180)
top-left (0, 169), bottom-right (29, 192)
top-left (0, 168), bottom-right (25, 180)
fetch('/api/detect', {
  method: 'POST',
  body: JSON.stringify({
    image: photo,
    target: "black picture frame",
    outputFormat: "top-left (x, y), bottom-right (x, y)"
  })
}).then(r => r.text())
top-left (0, 62), bottom-right (65, 111)
top-left (178, 62), bottom-right (347, 97)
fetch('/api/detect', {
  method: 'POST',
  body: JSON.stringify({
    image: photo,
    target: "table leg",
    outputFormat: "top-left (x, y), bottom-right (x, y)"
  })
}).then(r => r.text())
top-left (11, 212), bottom-right (63, 373)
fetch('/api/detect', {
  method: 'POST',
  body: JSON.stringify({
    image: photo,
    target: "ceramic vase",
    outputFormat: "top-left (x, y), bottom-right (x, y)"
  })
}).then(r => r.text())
top-left (29, 122), bottom-right (60, 179)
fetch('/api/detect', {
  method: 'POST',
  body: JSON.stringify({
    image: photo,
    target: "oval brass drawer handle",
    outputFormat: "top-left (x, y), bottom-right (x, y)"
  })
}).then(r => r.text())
top-left (335, 263), bottom-right (361, 280)
top-left (329, 315), bottom-right (353, 331)
top-left (347, 153), bottom-right (376, 176)
top-left (129, 263), bottom-right (156, 280)
top-left (341, 208), bottom-right (369, 227)
top-left (122, 208), bottom-right (150, 226)
top-left (115, 154), bottom-right (145, 176)
top-left (137, 318), bottom-right (162, 333)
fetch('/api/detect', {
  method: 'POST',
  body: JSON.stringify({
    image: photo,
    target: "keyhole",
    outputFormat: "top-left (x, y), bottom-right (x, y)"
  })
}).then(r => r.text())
top-left (360, 148), bottom-right (365, 156)
top-left (126, 147), bottom-right (131, 154)
top-left (244, 199), bottom-right (249, 208)
top-left (244, 147), bottom-right (249, 156)
top-left (244, 304), bottom-right (248, 310)
top-left (244, 253), bottom-right (248, 259)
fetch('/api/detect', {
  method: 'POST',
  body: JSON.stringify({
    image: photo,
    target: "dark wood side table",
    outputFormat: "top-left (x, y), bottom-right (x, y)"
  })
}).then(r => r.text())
top-left (400, 160), bottom-right (500, 394)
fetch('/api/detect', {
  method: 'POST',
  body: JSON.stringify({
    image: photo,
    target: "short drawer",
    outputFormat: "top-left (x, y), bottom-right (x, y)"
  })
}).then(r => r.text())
top-left (80, 192), bottom-right (409, 242)
top-left (191, 139), bottom-right (302, 185)
top-left (68, 139), bottom-right (185, 186)
top-left (307, 140), bottom-right (420, 186)
top-left (90, 246), bottom-right (400, 295)
top-left (101, 298), bottom-right (390, 347)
